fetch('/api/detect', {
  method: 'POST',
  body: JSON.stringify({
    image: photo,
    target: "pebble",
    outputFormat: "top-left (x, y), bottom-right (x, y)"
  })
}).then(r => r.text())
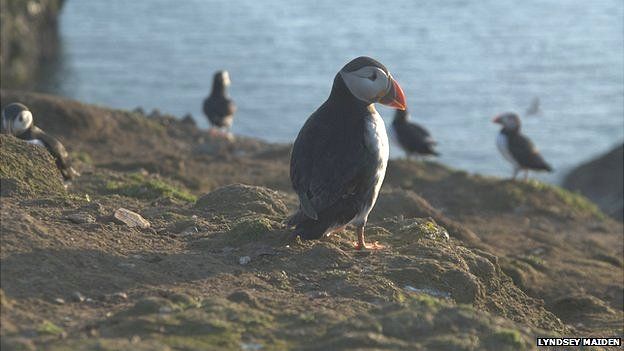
top-left (70, 291), bottom-right (85, 303)
top-left (113, 208), bottom-right (150, 229)
top-left (404, 285), bottom-right (451, 299)
top-left (54, 298), bottom-right (65, 305)
top-left (158, 306), bottom-right (173, 314)
top-left (239, 256), bottom-right (251, 265)
top-left (66, 213), bottom-right (96, 224)
top-left (240, 342), bottom-right (263, 351)
top-left (111, 292), bottom-right (128, 301)
top-left (305, 291), bottom-right (329, 299)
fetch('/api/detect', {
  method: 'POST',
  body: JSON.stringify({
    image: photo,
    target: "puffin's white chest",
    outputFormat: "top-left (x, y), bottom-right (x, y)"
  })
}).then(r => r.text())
top-left (496, 133), bottom-right (519, 167)
top-left (349, 111), bottom-right (389, 226)
top-left (27, 139), bottom-right (45, 147)
top-left (364, 111), bottom-right (390, 167)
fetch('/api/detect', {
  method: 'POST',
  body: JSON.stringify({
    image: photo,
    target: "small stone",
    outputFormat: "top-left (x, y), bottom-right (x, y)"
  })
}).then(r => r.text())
top-left (240, 342), bottom-right (264, 351)
top-left (70, 291), bottom-right (85, 303)
top-left (305, 291), bottom-right (329, 299)
top-left (158, 306), bottom-right (173, 314)
top-left (66, 213), bottom-right (96, 224)
top-left (54, 298), bottom-right (65, 305)
top-left (111, 292), bottom-right (128, 301)
top-left (239, 256), bottom-right (251, 265)
top-left (179, 226), bottom-right (198, 236)
top-left (113, 208), bottom-right (150, 229)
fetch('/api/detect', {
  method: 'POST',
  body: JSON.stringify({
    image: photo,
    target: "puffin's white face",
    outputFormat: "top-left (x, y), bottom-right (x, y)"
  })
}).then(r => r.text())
top-left (6, 110), bottom-right (34, 135)
top-left (340, 66), bottom-right (392, 104)
top-left (221, 71), bottom-right (231, 86)
top-left (493, 113), bottom-right (521, 130)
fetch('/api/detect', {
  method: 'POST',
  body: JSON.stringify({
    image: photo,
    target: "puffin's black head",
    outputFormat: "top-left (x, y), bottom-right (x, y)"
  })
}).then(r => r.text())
top-left (493, 112), bottom-right (521, 132)
top-left (212, 70), bottom-right (231, 91)
top-left (394, 108), bottom-right (409, 122)
top-left (1, 102), bottom-right (33, 136)
top-left (338, 56), bottom-right (407, 110)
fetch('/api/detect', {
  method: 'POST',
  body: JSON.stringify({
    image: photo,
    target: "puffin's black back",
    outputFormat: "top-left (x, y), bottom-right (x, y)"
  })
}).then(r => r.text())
top-left (503, 130), bottom-right (552, 171)
top-left (289, 74), bottom-right (381, 239)
top-left (392, 110), bottom-right (438, 156)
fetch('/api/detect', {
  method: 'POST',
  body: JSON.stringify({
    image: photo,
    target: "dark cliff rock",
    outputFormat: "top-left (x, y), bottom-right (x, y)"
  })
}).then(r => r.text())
top-left (0, 0), bottom-right (64, 88)
top-left (563, 144), bottom-right (624, 221)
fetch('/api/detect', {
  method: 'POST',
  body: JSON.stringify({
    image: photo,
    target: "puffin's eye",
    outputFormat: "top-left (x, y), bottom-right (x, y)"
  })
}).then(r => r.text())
top-left (368, 71), bottom-right (377, 81)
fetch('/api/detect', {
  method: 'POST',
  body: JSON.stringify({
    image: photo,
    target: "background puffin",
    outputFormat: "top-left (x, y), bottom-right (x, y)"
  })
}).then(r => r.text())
top-left (493, 112), bottom-right (552, 180)
top-left (1, 103), bottom-right (79, 180)
top-left (289, 56), bottom-right (406, 250)
top-left (203, 70), bottom-right (236, 138)
top-left (392, 108), bottom-right (439, 159)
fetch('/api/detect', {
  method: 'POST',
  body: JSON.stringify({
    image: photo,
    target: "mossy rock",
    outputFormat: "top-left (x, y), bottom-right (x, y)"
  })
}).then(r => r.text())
top-left (104, 172), bottom-right (196, 202)
top-left (195, 184), bottom-right (289, 219)
top-left (0, 135), bottom-right (65, 197)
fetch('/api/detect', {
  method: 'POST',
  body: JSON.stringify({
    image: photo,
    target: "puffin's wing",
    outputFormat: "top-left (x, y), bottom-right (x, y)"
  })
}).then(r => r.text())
top-left (397, 122), bottom-right (438, 154)
top-left (507, 133), bottom-right (552, 171)
top-left (30, 126), bottom-right (76, 176)
top-left (291, 110), bottom-right (374, 220)
top-left (226, 99), bottom-right (237, 116)
top-left (406, 123), bottom-right (434, 143)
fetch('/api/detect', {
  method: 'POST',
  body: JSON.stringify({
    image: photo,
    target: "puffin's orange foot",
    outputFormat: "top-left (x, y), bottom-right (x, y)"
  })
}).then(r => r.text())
top-left (353, 241), bottom-right (385, 250)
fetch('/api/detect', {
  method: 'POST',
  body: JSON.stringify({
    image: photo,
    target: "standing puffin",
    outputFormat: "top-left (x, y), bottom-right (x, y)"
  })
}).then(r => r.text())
top-left (1, 103), bottom-right (79, 180)
top-left (289, 57), bottom-right (407, 250)
top-left (392, 108), bottom-right (439, 159)
top-left (203, 70), bottom-right (236, 137)
top-left (493, 112), bottom-right (552, 180)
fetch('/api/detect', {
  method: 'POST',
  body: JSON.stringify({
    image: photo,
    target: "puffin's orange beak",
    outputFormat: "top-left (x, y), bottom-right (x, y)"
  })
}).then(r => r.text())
top-left (379, 77), bottom-right (407, 110)
top-left (492, 115), bottom-right (502, 124)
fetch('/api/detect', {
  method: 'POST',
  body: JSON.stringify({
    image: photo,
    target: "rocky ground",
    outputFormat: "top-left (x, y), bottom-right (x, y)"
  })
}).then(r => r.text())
top-left (1, 90), bottom-right (622, 350)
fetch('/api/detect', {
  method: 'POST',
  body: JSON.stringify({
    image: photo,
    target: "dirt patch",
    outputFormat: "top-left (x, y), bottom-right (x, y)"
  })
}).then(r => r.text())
top-left (0, 134), bottom-right (66, 197)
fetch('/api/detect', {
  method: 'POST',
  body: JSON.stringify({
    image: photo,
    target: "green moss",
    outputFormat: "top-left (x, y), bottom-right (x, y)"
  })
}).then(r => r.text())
top-left (105, 172), bottom-right (196, 202)
top-left (518, 255), bottom-right (546, 271)
top-left (0, 135), bottom-right (65, 197)
top-left (516, 180), bottom-right (604, 218)
top-left (71, 151), bottom-right (93, 164)
top-left (224, 216), bottom-right (277, 244)
top-left (482, 328), bottom-right (527, 351)
top-left (38, 321), bottom-right (64, 336)
top-left (411, 293), bottom-right (444, 309)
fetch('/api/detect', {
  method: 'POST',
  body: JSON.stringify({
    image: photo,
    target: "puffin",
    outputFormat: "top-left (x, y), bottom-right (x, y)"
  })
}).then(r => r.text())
top-left (391, 108), bottom-right (439, 159)
top-left (493, 112), bottom-right (552, 180)
top-left (525, 97), bottom-right (541, 116)
top-left (203, 70), bottom-right (236, 137)
top-left (289, 56), bottom-right (407, 250)
top-left (1, 103), bottom-right (79, 180)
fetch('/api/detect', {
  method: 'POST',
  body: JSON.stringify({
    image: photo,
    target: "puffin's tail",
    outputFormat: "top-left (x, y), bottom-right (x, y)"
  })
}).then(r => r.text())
top-left (286, 210), bottom-right (328, 241)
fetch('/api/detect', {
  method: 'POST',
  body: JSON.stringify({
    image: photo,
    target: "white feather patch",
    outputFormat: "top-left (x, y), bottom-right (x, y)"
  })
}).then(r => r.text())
top-left (496, 133), bottom-right (519, 168)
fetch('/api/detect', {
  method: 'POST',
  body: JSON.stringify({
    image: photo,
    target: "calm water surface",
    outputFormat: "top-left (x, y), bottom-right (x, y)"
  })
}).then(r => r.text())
top-left (40, 0), bottom-right (624, 182)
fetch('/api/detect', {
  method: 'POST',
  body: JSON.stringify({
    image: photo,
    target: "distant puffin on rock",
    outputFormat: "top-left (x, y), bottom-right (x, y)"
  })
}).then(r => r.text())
top-left (203, 70), bottom-right (236, 138)
top-left (392, 108), bottom-right (439, 159)
top-left (1, 103), bottom-right (79, 180)
top-left (493, 112), bottom-right (552, 180)
top-left (289, 56), bottom-right (407, 250)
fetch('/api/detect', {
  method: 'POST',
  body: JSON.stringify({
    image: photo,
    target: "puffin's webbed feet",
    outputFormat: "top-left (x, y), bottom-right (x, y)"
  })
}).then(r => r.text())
top-left (353, 225), bottom-right (385, 251)
top-left (353, 241), bottom-right (386, 250)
